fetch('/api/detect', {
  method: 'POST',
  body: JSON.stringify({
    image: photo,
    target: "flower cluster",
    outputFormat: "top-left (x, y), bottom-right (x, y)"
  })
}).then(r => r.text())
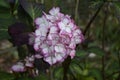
top-left (31, 7), bottom-right (84, 65)
top-left (11, 55), bottom-right (35, 72)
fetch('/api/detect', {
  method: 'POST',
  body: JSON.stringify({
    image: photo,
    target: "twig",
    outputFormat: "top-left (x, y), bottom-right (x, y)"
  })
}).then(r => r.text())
top-left (83, 2), bottom-right (104, 35)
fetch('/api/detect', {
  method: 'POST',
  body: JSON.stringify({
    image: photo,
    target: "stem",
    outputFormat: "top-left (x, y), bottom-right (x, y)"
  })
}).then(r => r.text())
top-left (49, 66), bottom-right (53, 80)
top-left (83, 2), bottom-right (104, 35)
top-left (102, 4), bottom-right (108, 80)
top-left (75, 0), bottom-right (79, 23)
top-left (62, 56), bottom-right (71, 80)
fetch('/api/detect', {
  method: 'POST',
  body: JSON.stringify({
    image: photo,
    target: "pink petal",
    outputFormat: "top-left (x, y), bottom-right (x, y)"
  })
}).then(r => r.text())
top-left (34, 42), bottom-right (41, 51)
top-left (34, 17), bottom-right (42, 25)
top-left (69, 50), bottom-right (75, 59)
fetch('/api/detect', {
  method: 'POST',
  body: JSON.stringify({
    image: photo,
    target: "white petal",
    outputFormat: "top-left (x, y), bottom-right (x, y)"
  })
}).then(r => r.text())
top-left (49, 26), bottom-right (58, 33)
top-left (58, 22), bottom-right (66, 30)
top-left (63, 18), bottom-right (69, 24)
top-left (75, 36), bottom-right (82, 44)
top-left (35, 37), bottom-right (40, 43)
top-left (65, 27), bottom-right (71, 33)
top-left (56, 53), bottom-right (63, 61)
top-left (55, 44), bottom-right (65, 53)
top-left (35, 29), bottom-right (41, 36)
top-left (49, 7), bottom-right (60, 15)
top-left (35, 27), bottom-right (48, 37)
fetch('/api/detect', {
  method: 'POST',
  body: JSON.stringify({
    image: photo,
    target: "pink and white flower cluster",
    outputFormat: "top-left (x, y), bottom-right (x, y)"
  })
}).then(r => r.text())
top-left (32, 7), bottom-right (84, 65)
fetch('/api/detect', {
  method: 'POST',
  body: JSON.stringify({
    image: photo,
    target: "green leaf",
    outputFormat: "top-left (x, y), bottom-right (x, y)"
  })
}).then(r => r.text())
top-left (20, 0), bottom-right (43, 20)
top-left (84, 77), bottom-right (95, 80)
top-left (114, 3), bottom-right (120, 9)
top-left (0, 12), bottom-right (12, 19)
top-left (0, 0), bottom-right (10, 8)
top-left (70, 63), bottom-right (83, 76)
top-left (0, 4), bottom-right (15, 40)
top-left (0, 17), bottom-right (14, 40)
top-left (54, 67), bottom-right (63, 79)
top-left (0, 71), bottom-right (14, 80)
top-left (0, 30), bottom-right (10, 40)
top-left (87, 46), bottom-right (105, 56)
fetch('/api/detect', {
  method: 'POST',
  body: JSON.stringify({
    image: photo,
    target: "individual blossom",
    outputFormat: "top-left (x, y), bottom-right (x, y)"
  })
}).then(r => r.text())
top-left (30, 7), bottom-right (84, 65)
top-left (24, 55), bottom-right (35, 68)
top-left (25, 62), bottom-right (34, 68)
top-left (58, 17), bottom-right (74, 34)
top-left (35, 16), bottom-right (49, 28)
top-left (11, 62), bottom-right (26, 72)
top-left (44, 7), bottom-right (64, 23)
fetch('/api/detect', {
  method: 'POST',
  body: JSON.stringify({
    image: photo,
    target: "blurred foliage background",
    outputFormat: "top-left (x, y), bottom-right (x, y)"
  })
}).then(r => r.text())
top-left (0, 0), bottom-right (120, 80)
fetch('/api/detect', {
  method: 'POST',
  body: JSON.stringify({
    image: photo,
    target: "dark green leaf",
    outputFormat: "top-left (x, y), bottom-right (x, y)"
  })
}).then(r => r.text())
top-left (17, 77), bottom-right (33, 80)
top-left (54, 67), bottom-right (63, 79)
top-left (0, 30), bottom-right (10, 40)
top-left (0, 71), bottom-right (14, 80)
top-left (20, 0), bottom-right (44, 20)
top-left (76, 49), bottom-right (88, 57)
top-left (35, 74), bottom-right (48, 80)
top-left (0, 17), bottom-right (15, 40)
top-left (89, 68), bottom-right (102, 80)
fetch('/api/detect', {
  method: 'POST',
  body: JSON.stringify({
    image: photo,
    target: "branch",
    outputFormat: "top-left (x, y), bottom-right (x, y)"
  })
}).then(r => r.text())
top-left (75, 0), bottom-right (79, 23)
top-left (83, 2), bottom-right (104, 35)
